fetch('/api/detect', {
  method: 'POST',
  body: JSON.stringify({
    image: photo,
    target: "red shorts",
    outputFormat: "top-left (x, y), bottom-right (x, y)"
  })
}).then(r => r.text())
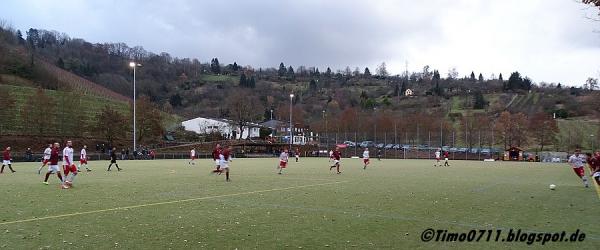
top-left (190, 156), bottom-right (196, 160)
top-left (279, 161), bottom-right (287, 168)
top-left (43, 159), bottom-right (50, 165)
top-left (363, 159), bottom-right (370, 164)
top-left (80, 159), bottom-right (87, 164)
top-left (436, 157), bottom-right (441, 161)
top-left (63, 164), bottom-right (77, 174)
top-left (573, 167), bottom-right (585, 177)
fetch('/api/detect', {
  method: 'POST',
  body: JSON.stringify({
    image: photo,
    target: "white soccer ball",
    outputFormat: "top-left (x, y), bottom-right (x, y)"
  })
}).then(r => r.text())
top-left (549, 184), bottom-right (556, 190)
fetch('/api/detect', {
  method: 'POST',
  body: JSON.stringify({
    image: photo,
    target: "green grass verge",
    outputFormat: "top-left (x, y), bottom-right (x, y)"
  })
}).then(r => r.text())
top-left (0, 158), bottom-right (598, 249)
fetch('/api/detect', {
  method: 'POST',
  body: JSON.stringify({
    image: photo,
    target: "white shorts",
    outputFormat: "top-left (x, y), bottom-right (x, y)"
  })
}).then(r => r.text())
top-left (48, 165), bottom-right (60, 173)
top-left (444, 158), bottom-right (448, 161)
top-left (331, 160), bottom-right (340, 166)
top-left (2, 160), bottom-right (10, 165)
top-left (215, 160), bottom-right (220, 166)
top-left (220, 161), bottom-right (229, 169)
top-left (593, 172), bottom-right (600, 178)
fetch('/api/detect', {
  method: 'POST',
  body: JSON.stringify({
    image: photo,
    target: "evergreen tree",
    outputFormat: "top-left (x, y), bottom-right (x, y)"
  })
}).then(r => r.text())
top-left (57, 57), bottom-right (65, 69)
top-left (210, 58), bottom-right (221, 74)
top-left (232, 62), bottom-right (239, 71)
top-left (478, 73), bottom-right (484, 82)
top-left (287, 66), bottom-right (295, 78)
top-left (278, 62), bottom-right (286, 77)
top-left (249, 76), bottom-right (256, 88)
top-left (325, 67), bottom-right (332, 77)
top-left (400, 81), bottom-right (407, 95)
top-left (239, 73), bottom-right (247, 87)
top-left (498, 73), bottom-right (503, 82)
top-left (473, 91), bottom-right (487, 109)
top-left (364, 67), bottom-right (371, 76)
top-left (309, 79), bottom-right (317, 92)
top-left (470, 71), bottom-right (476, 81)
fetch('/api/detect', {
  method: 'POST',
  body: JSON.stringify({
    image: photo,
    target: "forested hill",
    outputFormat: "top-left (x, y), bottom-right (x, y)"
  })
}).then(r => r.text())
top-left (1, 23), bottom-right (599, 151)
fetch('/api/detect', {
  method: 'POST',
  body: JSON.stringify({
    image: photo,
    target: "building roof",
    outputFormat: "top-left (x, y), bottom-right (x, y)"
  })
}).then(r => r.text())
top-left (260, 119), bottom-right (286, 129)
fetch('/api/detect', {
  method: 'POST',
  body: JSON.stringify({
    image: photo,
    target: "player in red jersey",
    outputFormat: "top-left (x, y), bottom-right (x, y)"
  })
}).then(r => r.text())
top-left (218, 145), bottom-right (232, 181)
top-left (62, 140), bottom-right (78, 188)
top-left (1, 146), bottom-right (15, 173)
top-left (329, 147), bottom-right (342, 174)
top-left (294, 148), bottom-right (300, 162)
top-left (590, 152), bottom-right (600, 185)
top-left (43, 143), bottom-right (65, 186)
top-left (443, 151), bottom-right (450, 167)
top-left (211, 144), bottom-right (222, 174)
top-left (38, 144), bottom-right (52, 174)
top-left (278, 149), bottom-right (289, 174)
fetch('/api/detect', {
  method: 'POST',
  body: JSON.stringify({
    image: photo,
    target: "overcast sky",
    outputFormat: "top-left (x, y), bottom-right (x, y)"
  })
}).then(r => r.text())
top-left (1, 0), bottom-right (599, 85)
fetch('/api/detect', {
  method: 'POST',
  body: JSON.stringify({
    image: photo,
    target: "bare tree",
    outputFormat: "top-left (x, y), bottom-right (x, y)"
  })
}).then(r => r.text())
top-left (226, 89), bottom-right (264, 139)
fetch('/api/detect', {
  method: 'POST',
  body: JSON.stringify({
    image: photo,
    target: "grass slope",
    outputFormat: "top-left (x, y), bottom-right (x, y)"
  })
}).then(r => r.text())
top-left (0, 158), bottom-right (598, 249)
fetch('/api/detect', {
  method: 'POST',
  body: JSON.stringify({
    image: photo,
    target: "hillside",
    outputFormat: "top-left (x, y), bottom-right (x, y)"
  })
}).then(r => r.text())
top-left (0, 24), bottom-right (598, 151)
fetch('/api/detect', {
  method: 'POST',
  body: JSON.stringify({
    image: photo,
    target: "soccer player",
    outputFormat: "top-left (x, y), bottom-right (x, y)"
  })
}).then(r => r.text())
top-left (278, 149), bottom-right (289, 174)
top-left (294, 148), bottom-right (300, 162)
top-left (43, 143), bottom-right (65, 187)
top-left (1, 146), bottom-right (15, 173)
top-left (212, 144), bottom-right (221, 173)
top-left (567, 149), bottom-right (589, 188)
top-left (79, 145), bottom-right (91, 172)
top-left (443, 150), bottom-right (450, 167)
top-left (107, 147), bottom-right (122, 171)
top-left (590, 152), bottom-right (600, 186)
top-left (362, 148), bottom-right (370, 170)
top-left (219, 145), bottom-right (232, 181)
top-left (189, 147), bottom-right (196, 166)
top-left (377, 149), bottom-right (382, 161)
top-left (434, 149), bottom-right (441, 167)
top-left (62, 141), bottom-right (78, 187)
top-left (329, 147), bottom-right (342, 174)
top-left (38, 144), bottom-right (52, 174)
top-left (328, 150), bottom-right (333, 162)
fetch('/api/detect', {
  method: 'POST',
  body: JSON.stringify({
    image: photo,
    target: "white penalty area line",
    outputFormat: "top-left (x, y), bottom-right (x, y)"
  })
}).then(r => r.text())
top-left (0, 181), bottom-right (349, 226)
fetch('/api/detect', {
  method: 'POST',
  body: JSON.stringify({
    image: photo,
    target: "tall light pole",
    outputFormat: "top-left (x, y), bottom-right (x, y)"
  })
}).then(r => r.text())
top-left (289, 94), bottom-right (294, 149)
top-left (129, 62), bottom-right (141, 152)
top-left (270, 109), bottom-right (273, 120)
top-left (322, 110), bottom-right (327, 147)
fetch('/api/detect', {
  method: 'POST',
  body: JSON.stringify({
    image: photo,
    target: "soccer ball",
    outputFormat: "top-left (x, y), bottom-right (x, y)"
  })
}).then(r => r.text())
top-left (549, 184), bottom-right (556, 190)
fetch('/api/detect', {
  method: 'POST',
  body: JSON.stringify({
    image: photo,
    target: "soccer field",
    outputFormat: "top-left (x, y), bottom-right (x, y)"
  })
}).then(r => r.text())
top-left (0, 158), bottom-right (598, 249)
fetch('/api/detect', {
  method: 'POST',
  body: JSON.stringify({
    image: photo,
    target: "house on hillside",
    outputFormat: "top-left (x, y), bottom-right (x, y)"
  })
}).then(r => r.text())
top-left (404, 89), bottom-right (414, 96)
top-left (181, 117), bottom-right (261, 139)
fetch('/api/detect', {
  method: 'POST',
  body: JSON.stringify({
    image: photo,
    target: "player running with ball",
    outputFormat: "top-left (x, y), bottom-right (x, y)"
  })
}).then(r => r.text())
top-left (277, 149), bottom-right (289, 174)
top-left (567, 149), bottom-right (589, 188)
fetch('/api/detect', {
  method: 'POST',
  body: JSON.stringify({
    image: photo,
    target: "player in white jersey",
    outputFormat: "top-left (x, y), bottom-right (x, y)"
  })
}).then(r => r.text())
top-left (567, 149), bottom-right (589, 188)
top-left (329, 150), bottom-right (333, 162)
top-left (434, 149), bottom-right (441, 167)
top-left (277, 149), bottom-right (289, 174)
top-left (78, 145), bottom-right (91, 172)
top-left (362, 148), bottom-right (370, 170)
top-left (189, 148), bottom-right (196, 166)
top-left (62, 141), bottom-right (78, 188)
top-left (38, 144), bottom-right (52, 174)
